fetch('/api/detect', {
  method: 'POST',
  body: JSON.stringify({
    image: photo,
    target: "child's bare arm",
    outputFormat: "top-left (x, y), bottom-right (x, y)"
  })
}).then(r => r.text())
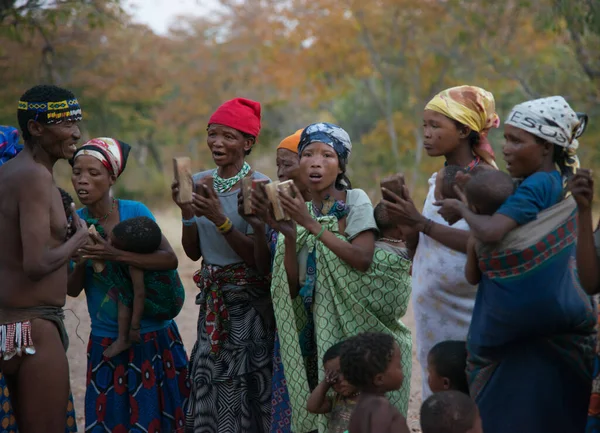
top-left (306, 379), bottom-right (333, 414)
top-left (465, 235), bottom-right (481, 285)
top-left (129, 266), bottom-right (146, 331)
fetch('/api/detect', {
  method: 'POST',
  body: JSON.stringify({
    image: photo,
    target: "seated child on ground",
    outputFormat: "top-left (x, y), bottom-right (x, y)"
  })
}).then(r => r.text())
top-left (464, 170), bottom-right (516, 285)
top-left (373, 203), bottom-right (410, 259)
top-left (307, 341), bottom-right (360, 433)
top-left (420, 391), bottom-right (483, 433)
top-left (340, 332), bottom-right (409, 433)
top-left (101, 216), bottom-right (185, 357)
top-left (427, 341), bottom-right (469, 395)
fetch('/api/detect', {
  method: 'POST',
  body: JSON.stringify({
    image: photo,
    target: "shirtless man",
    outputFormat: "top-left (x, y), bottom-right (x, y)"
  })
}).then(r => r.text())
top-left (0, 85), bottom-right (89, 432)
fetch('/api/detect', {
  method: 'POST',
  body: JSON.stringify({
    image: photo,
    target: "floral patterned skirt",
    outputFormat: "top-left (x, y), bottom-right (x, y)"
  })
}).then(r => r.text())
top-left (85, 322), bottom-right (190, 433)
top-left (0, 370), bottom-right (77, 432)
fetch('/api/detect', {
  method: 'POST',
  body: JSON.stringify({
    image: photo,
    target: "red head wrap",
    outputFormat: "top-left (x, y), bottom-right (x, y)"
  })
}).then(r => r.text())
top-left (208, 98), bottom-right (262, 139)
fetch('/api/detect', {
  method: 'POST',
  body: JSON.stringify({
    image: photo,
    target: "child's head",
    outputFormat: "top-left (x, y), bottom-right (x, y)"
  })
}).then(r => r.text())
top-left (420, 391), bottom-right (482, 433)
top-left (110, 216), bottom-right (162, 254)
top-left (465, 169), bottom-right (515, 215)
top-left (340, 332), bottom-right (403, 393)
top-left (427, 340), bottom-right (469, 395)
top-left (374, 202), bottom-right (402, 239)
top-left (58, 187), bottom-right (74, 217)
top-left (436, 165), bottom-right (466, 200)
top-left (323, 341), bottom-right (357, 397)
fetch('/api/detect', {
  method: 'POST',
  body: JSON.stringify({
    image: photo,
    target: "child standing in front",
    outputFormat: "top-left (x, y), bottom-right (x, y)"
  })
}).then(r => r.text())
top-left (420, 391), bottom-right (483, 433)
top-left (307, 342), bottom-right (360, 433)
top-left (340, 332), bottom-right (409, 433)
top-left (427, 340), bottom-right (469, 395)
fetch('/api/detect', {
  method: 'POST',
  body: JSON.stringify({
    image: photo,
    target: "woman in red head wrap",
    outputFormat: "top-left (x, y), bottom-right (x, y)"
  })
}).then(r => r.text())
top-left (172, 98), bottom-right (275, 433)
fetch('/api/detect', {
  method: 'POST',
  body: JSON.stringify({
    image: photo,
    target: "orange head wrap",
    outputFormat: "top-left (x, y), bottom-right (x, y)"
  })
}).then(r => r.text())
top-left (277, 128), bottom-right (303, 153)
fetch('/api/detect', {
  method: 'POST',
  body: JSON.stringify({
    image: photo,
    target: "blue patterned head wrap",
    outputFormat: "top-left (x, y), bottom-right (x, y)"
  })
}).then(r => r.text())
top-left (298, 122), bottom-right (352, 163)
top-left (0, 126), bottom-right (23, 167)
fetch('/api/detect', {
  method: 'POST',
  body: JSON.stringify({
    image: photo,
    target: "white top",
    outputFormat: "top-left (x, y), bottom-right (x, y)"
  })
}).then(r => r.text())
top-left (411, 172), bottom-right (477, 399)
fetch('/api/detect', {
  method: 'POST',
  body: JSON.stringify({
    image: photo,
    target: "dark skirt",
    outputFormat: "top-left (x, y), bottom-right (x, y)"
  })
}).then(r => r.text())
top-left (85, 321), bottom-right (190, 433)
top-left (185, 286), bottom-right (274, 433)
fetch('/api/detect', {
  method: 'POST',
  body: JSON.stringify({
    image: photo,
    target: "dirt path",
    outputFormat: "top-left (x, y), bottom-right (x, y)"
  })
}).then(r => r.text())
top-left (65, 208), bottom-right (422, 431)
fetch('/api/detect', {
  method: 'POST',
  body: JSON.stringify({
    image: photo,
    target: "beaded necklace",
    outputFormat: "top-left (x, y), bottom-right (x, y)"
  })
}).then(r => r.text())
top-left (213, 162), bottom-right (251, 193)
top-left (84, 198), bottom-right (117, 238)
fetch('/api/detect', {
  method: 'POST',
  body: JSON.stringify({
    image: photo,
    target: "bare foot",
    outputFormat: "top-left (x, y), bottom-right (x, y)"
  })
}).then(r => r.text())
top-left (103, 337), bottom-right (131, 358)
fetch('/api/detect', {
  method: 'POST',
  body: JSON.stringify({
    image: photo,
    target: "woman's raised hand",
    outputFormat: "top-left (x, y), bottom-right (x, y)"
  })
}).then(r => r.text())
top-left (237, 190), bottom-right (262, 228)
top-left (171, 180), bottom-right (194, 215)
top-left (279, 182), bottom-right (315, 230)
top-left (192, 185), bottom-right (226, 226)
top-left (79, 232), bottom-right (121, 262)
top-left (381, 184), bottom-right (426, 229)
top-left (569, 169), bottom-right (594, 212)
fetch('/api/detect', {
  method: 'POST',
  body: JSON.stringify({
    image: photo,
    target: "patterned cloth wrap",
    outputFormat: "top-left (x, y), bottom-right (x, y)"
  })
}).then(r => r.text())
top-left (186, 262), bottom-right (274, 433)
top-left (0, 372), bottom-right (77, 433)
top-left (585, 228), bottom-right (600, 432)
top-left (192, 262), bottom-right (272, 355)
top-left (0, 126), bottom-right (22, 167)
top-left (270, 203), bottom-right (412, 433)
top-left (94, 262), bottom-right (185, 321)
top-left (468, 197), bottom-right (597, 433)
top-left (85, 322), bottom-right (190, 433)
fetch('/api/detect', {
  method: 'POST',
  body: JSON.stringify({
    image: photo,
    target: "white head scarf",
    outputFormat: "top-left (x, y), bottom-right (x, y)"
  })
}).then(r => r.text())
top-left (505, 96), bottom-right (588, 180)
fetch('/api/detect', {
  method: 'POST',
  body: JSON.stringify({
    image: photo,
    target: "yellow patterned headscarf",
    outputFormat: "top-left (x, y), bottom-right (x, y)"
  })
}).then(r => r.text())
top-left (425, 86), bottom-right (500, 168)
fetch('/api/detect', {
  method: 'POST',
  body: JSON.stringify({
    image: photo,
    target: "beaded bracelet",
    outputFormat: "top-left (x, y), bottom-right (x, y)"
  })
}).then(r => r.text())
top-left (423, 218), bottom-right (434, 235)
top-left (182, 217), bottom-right (196, 227)
top-left (315, 225), bottom-right (326, 241)
top-left (217, 217), bottom-right (233, 234)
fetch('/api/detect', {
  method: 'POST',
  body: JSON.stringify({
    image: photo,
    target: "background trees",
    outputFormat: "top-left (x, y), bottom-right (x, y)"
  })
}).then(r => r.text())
top-left (1, 0), bottom-right (598, 205)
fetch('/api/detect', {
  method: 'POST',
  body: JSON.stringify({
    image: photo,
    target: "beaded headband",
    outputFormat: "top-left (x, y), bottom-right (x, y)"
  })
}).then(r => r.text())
top-left (18, 98), bottom-right (83, 124)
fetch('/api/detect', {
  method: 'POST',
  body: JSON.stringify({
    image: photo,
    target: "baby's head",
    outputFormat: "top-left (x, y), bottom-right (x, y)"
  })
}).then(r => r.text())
top-left (374, 202), bottom-right (402, 240)
top-left (420, 391), bottom-right (482, 433)
top-left (465, 170), bottom-right (515, 216)
top-left (427, 341), bottom-right (469, 395)
top-left (58, 187), bottom-right (74, 217)
top-left (323, 341), bottom-right (358, 397)
top-left (436, 165), bottom-right (466, 200)
top-left (110, 216), bottom-right (162, 254)
top-left (340, 332), bottom-right (403, 394)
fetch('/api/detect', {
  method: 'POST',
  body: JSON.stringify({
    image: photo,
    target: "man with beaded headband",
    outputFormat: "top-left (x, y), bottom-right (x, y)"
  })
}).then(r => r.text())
top-left (0, 85), bottom-right (88, 433)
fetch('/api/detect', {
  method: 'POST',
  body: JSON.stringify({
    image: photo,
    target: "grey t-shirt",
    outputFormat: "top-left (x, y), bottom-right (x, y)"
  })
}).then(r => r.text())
top-left (192, 169), bottom-right (270, 267)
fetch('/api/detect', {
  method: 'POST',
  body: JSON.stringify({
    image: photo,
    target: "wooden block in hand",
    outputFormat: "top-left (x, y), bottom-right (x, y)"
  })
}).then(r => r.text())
top-left (88, 225), bottom-right (106, 273)
top-left (173, 157), bottom-right (194, 203)
top-left (242, 177), bottom-right (254, 215)
top-left (195, 176), bottom-right (214, 197)
top-left (265, 181), bottom-right (289, 221)
top-left (380, 173), bottom-right (405, 201)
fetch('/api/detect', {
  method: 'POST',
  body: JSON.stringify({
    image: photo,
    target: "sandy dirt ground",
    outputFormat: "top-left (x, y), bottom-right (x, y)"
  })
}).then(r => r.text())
top-left (65, 208), bottom-right (423, 432)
